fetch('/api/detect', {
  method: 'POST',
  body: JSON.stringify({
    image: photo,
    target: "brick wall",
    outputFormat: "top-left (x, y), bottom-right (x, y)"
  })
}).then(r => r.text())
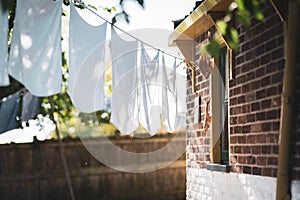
top-left (184, 0), bottom-right (300, 199)
top-left (229, 1), bottom-right (284, 176)
top-left (186, 65), bottom-right (210, 169)
top-left (186, 0), bottom-right (287, 177)
top-left (186, 27), bottom-right (217, 169)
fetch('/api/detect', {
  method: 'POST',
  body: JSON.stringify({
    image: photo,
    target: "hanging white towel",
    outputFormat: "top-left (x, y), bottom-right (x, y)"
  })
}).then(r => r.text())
top-left (138, 46), bottom-right (162, 135)
top-left (160, 57), bottom-right (187, 132)
top-left (174, 71), bottom-right (187, 129)
top-left (161, 57), bottom-right (178, 132)
top-left (0, 3), bottom-right (10, 86)
top-left (110, 27), bottom-right (139, 134)
top-left (68, 2), bottom-right (107, 113)
top-left (8, 0), bottom-right (62, 97)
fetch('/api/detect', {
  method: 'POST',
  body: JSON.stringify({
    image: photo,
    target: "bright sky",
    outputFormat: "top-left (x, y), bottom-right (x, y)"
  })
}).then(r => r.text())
top-left (82, 0), bottom-right (196, 31)
top-left (66, 0), bottom-right (197, 70)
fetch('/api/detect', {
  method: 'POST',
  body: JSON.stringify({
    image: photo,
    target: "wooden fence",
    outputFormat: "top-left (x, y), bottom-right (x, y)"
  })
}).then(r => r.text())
top-left (0, 134), bottom-right (186, 200)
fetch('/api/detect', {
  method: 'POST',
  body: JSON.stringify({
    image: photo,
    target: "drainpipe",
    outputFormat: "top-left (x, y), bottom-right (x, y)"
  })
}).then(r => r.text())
top-left (276, 1), bottom-right (299, 200)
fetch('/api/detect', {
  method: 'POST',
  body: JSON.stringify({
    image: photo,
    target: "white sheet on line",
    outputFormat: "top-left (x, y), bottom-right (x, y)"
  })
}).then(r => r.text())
top-left (138, 46), bottom-right (162, 135)
top-left (68, 2), bottom-right (107, 113)
top-left (0, 3), bottom-right (10, 86)
top-left (162, 57), bottom-right (178, 132)
top-left (8, 0), bottom-right (62, 96)
top-left (164, 58), bottom-right (187, 131)
top-left (110, 27), bottom-right (139, 134)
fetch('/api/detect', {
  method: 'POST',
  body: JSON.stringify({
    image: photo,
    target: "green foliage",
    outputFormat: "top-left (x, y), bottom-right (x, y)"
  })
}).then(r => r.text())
top-left (88, 4), bottom-right (98, 11)
top-left (204, 39), bottom-right (221, 58)
top-left (205, 0), bottom-right (265, 57)
top-left (236, 0), bottom-right (265, 26)
top-left (216, 21), bottom-right (227, 35)
top-left (103, 6), bottom-right (117, 13)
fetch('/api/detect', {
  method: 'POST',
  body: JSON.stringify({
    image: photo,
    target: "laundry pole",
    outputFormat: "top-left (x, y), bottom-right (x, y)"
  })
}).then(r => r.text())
top-left (275, 1), bottom-right (299, 199)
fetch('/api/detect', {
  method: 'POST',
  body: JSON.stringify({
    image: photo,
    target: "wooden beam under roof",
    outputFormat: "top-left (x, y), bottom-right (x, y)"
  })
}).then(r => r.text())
top-left (169, 0), bottom-right (232, 46)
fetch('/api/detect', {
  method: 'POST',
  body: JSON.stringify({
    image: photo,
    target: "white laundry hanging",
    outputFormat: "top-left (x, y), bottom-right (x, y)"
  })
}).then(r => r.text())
top-left (0, 3), bottom-right (10, 86)
top-left (138, 46), bottom-right (162, 135)
top-left (110, 27), bottom-right (139, 134)
top-left (161, 57), bottom-right (178, 132)
top-left (68, 2), bottom-right (107, 113)
top-left (8, 0), bottom-right (62, 97)
top-left (174, 69), bottom-right (187, 129)
top-left (163, 57), bottom-right (187, 131)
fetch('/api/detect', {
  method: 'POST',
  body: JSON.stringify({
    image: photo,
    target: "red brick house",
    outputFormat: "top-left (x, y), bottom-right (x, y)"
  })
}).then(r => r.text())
top-left (169, 0), bottom-right (299, 199)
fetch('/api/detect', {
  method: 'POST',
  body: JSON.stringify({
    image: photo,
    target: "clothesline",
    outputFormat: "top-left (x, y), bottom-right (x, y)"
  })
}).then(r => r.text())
top-left (73, 0), bottom-right (185, 62)
top-left (1, 0), bottom-right (187, 139)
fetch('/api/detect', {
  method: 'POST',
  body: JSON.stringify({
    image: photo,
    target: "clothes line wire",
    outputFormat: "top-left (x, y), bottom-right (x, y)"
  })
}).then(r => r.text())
top-left (73, 0), bottom-right (185, 62)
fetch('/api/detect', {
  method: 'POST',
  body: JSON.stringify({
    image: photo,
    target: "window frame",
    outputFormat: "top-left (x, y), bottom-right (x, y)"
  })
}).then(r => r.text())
top-left (209, 45), bottom-right (230, 167)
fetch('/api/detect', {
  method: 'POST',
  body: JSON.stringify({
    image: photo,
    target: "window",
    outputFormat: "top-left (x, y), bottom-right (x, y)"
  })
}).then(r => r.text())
top-left (209, 47), bottom-right (230, 166)
top-left (219, 47), bottom-right (229, 164)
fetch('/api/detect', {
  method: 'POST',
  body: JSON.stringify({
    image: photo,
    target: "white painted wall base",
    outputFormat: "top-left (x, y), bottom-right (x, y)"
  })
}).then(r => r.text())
top-left (292, 180), bottom-right (300, 200)
top-left (186, 168), bottom-right (277, 200)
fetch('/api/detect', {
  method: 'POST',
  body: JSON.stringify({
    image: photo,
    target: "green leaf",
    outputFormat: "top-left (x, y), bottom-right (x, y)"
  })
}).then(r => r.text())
top-left (236, 10), bottom-right (251, 27)
top-left (216, 21), bottom-right (227, 35)
top-left (227, 28), bottom-right (239, 50)
top-left (254, 10), bottom-right (264, 20)
top-left (235, 0), bottom-right (245, 11)
top-left (104, 7), bottom-right (112, 13)
top-left (88, 4), bottom-right (97, 11)
top-left (252, 1), bottom-right (264, 20)
top-left (205, 39), bottom-right (221, 58)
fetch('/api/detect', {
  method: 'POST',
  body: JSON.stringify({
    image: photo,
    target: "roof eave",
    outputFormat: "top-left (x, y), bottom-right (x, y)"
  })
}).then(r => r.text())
top-left (169, 0), bottom-right (232, 46)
